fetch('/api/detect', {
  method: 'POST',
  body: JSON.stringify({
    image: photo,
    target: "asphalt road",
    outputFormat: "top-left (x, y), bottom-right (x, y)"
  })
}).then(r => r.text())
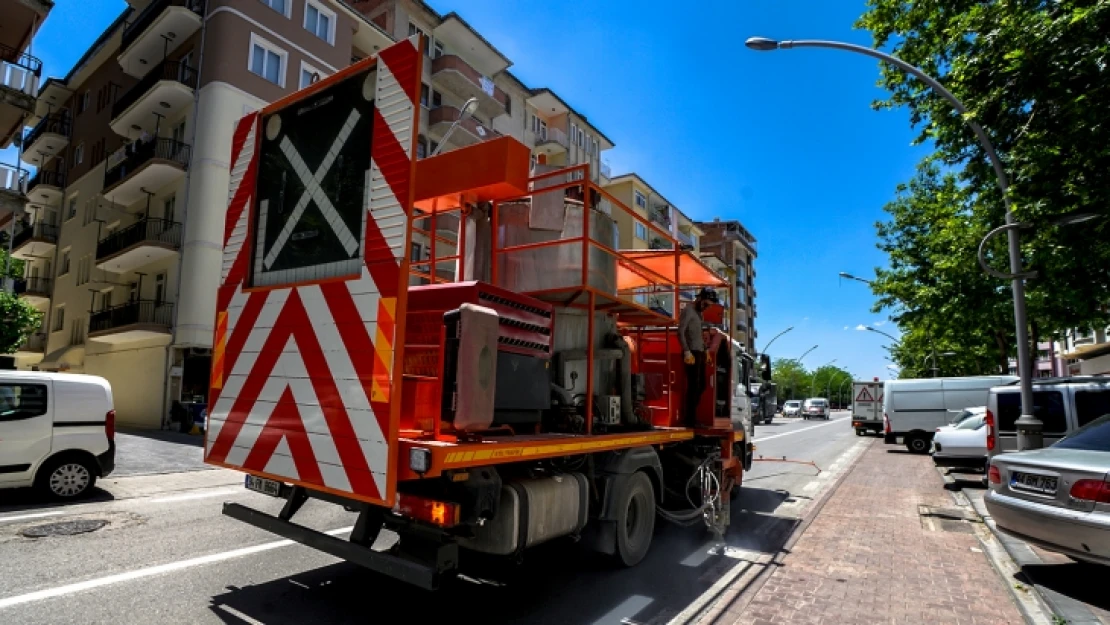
top-left (0, 412), bottom-right (864, 625)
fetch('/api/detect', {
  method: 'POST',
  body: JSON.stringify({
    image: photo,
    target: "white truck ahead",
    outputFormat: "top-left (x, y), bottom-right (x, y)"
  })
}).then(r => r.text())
top-left (851, 379), bottom-right (883, 436)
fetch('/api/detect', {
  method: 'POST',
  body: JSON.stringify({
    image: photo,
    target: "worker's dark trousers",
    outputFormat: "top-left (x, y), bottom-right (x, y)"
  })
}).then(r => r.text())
top-left (684, 350), bottom-right (706, 427)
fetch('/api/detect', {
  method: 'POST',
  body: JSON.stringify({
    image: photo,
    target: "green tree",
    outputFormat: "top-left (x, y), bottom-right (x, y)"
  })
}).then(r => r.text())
top-left (1, 246), bottom-right (24, 279)
top-left (0, 291), bottom-right (43, 354)
top-left (771, 358), bottom-right (811, 402)
top-left (809, 365), bottom-right (854, 405)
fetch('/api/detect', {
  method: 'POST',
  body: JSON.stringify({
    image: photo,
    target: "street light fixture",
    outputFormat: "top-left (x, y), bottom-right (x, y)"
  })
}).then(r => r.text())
top-left (746, 35), bottom-right (1041, 449)
top-left (759, 326), bottom-right (794, 355)
top-left (838, 272), bottom-right (873, 285)
top-left (864, 325), bottom-right (900, 344)
top-left (431, 97), bottom-right (480, 156)
top-left (922, 351), bottom-right (958, 377)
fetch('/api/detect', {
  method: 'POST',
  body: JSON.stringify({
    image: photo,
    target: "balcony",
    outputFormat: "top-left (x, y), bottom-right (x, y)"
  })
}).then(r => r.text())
top-left (103, 138), bottom-right (191, 206)
top-left (428, 106), bottom-right (496, 147)
top-left (649, 204), bottom-right (670, 228)
top-left (13, 276), bottom-right (51, 304)
top-left (648, 236), bottom-right (671, 250)
top-left (25, 169), bottom-right (66, 205)
top-left (96, 218), bottom-right (183, 273)
top-left (430, 54), bottom-right (508, 120)
top-left (600, 161), bottom-right (612, 180)
top-left (110, 59), bottom-right (197, 137)
top-left (0, 162), bottom-right (27, 215)
top-left (0, 44), bottom-right (40, 146)
top-left (89, 299), bottom-right (173, 343)
top-left (533, 126), bottom-right (568, 154)
top-left (20, 113), bottom-right (70, 167)
top-left (16, 333), bottom-right (47, 354)
top-left (677, 230), bottom-right (696, 249)
top-left (11, 221), bottom-right (57, 259)
top-left (118, 0), bottom-right (206, 78)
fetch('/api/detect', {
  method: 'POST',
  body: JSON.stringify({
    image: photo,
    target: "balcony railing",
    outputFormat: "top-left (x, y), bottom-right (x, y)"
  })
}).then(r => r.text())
top-left (649, 205), bottom-right (670, 228)
top-left (96, 218), bottom-right (183, 260)
top-left (534, 127), bottom-right (568, 148)
top-left (112, 59), bottom-right (198, 120)
top-left (122, 0), bottom-right (207, 52)
top-left (18, 333), bottom-right (46, 353)
top-left (0, 43), bottom-right (41, 97)
top-left (0, 163), bottom-right (27, 195)
top-left (677, 230), bottom-right (696, 248)
top-left (12, 221), bottom-right (58, 248)
top-left (104, 138), bottom-right (192, 189)
top-left (600, 161), bottom-right (612, 180)
top-left (90, 300), bottom-right (173, 334)
top-left (23, 113), bottom-right (70, 149)
top-left (14, 277), bottom-right (52, 297)
top-left (649, 237), bottom-right (671, 250)
top-left (27, 169), bottom-right (66, 192)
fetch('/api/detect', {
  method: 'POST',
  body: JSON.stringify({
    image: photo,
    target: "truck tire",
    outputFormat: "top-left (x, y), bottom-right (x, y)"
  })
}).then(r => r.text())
top-left (905, 434), bottom-right (930, 454)
top-left (613, 471), bottom-right (655, 567)
top-left (855, 429), bottom-right (865, 436)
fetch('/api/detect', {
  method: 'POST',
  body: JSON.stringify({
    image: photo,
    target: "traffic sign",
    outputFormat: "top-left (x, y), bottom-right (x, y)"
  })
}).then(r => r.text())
top-left (855, 387), bottom-right (875, 402)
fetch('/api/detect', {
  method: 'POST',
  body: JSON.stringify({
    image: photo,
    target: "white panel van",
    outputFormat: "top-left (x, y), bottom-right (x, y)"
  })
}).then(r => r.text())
top-left (883, 375), bottom-right (1018, 453)
top-left (0, 371), bottom-right (116, 499)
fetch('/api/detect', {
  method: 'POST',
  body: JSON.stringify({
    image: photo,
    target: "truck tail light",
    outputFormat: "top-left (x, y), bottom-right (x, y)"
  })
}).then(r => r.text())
top-left (884, 413), bottom-right (891, 435)
top-left (1069, 479), bottom-right (1110, 504)
top-left (985, 410), bottom-right (995, 451)
top-left (105, 410), bottom-right (116, 442)
top-left (394, 493), bottom-right (460, 528)
top-left (988, 465), bottom-right (1001, 484)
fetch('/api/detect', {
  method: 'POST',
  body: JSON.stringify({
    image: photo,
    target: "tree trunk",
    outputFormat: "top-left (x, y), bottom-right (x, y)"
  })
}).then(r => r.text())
top-left (994, 329), bottom-right (1010, 374)
top-left (1028, 321), bottom-right (1040, 380)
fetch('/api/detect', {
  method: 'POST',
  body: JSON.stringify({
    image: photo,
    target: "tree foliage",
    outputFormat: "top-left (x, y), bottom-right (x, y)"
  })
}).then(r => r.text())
top-left (0, 291), bottom-right (42, 355)
top-left (771, 359), bottom-right (855, 405)
top-left (858, 0), bottom-right (1110, 376)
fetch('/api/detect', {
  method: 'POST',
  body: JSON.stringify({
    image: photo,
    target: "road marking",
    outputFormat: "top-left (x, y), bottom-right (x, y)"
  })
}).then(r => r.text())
top-left (0, 511), bottom-right (65, 524)
top-left (0, 526), bottom-right (354, 610)
top-left (148, 488), bottom-right (243, 504)
top-left (755, 416), bottom-right (851, 443)
top-left (217, 604), bottom-right (266, 625)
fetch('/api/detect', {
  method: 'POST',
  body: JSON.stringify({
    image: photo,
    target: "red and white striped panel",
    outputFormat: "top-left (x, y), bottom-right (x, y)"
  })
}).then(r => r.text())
top-left (204, 37), bottom-right (421, 507)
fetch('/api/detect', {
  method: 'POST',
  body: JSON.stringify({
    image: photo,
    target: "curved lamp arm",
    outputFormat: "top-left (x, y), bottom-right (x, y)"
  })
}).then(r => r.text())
top-left (978, 223), bottom-right (1037, 280)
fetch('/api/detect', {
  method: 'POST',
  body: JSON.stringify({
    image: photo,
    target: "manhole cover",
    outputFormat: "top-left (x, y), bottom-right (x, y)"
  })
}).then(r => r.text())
top-left (21, 519), bottom-right (109, 538)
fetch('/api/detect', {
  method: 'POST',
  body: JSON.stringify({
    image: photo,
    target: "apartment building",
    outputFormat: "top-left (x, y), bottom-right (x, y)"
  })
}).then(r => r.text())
top-left (697, 218), bottom-right (758, 351)
top-left (8, 0), bottom-right (392, 426)
top-left (1056, 328), bottom-right (1110, 376)
top-left (605, 173), bottom-right (701, 251)
top-left (0, 0), bottom-right (51, 222)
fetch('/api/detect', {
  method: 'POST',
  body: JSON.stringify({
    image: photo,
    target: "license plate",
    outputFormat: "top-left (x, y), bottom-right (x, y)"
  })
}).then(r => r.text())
top-left (1010, 471), bottom-right (1058, 495)
top-left (245, 475), bottom-right (282, 497)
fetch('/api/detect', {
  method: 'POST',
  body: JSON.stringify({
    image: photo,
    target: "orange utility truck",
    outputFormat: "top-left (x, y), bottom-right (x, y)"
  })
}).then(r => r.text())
top-left (205, 36), bottom-right (766, 589)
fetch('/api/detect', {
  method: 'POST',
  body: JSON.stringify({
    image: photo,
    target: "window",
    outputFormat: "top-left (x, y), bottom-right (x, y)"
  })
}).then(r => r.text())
top-left (634, 222), bottom-right (647, 241)
top-left (570, 123), bottom-right (577, 144)
top-left (299, 61), bottom-right (326, 89)
top-left (304, 0), bottom-right (335, 45)
top-left (431, 89), bottom-right (442, 108)
top-left (1075, 390), bottom-right (1110, 428)
top-left (955, 415), bottom-right (987, 430)
top-left (410, 242), bottom-right (423, 262)
top-left (634, 190), bottom-right (647, 209)
top-left (82, 199), bottom-right (96, 226)
top-left (407, 22), bottom-right (430, 56)
top-left (171, 120), bottom-right (186, 146)
top-left (76, 255), bottom-right (90, 286)
top-left (416, 135), bottom-right (428, 159)
top-left (420, 83), bottom-right (429, 107)
top-left (58, 250), bottom-right (71, 276)
top-left (738, 286), bottom-right (747, 305)
top-left (78, 91), bottom-right (89, 113)
top-left (101, 289), bottom-right (113, 309)
top-left (259, 0), bottom-right (289, 16)
top-left (52, 306), bottom-right (65, 332)
top-left (249, 34), bottom-right (287, 87)
top-left (69, 317), bottom-right (86, 345)
top-left (164, 195), bottom-right (177, 223)
top-left (996, 390), bottom-right (1068, 434)
top-left (0, 384), bottom-right (48, 421)
top-left (129, 282), bottom-right (138, 302)
top-left (432, 41), bottom-right (444, 59)
top-left (593, 138), bottom-right (599, 155)
top-left (73, 142), bottom-right (84, 167)
top-left (1055, 414), bottom-right (1110, 452)
top-left (155, 273), bottom-right (166, 305)
top-left (428, 139), bottom-right (439, 155)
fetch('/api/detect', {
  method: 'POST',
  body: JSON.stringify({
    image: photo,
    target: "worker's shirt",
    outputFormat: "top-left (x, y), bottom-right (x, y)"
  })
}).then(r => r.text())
top-left (678, 303), bottom-right (704, 353)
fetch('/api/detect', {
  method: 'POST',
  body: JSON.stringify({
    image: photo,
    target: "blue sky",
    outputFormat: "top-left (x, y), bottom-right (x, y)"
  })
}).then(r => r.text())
top-left (5, 0), bottom-right (929, 381)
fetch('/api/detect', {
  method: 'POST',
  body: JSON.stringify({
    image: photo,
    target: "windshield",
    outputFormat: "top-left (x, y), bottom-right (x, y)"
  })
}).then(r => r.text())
top-left (785, 401), bottom-right (800, 408)
top-left (955, 415), bottom-right (986, 431)
top-left (1053, 414), bottom-right (1110, 451)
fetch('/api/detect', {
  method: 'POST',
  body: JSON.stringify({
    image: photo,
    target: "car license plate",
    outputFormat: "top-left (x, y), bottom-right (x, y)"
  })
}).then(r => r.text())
top-left (1010, 471), bottom-right (1058, 495)
top-left (245, 475), bottom-right (282, 497)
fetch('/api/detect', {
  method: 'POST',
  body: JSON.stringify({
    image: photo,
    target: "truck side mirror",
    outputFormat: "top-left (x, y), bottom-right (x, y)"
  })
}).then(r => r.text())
top-left (760, 354), bottom-right (772, 381)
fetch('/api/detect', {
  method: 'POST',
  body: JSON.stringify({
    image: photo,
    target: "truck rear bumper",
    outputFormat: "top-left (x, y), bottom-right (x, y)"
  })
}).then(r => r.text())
top-left (222, 502), bottom-right (448, 590)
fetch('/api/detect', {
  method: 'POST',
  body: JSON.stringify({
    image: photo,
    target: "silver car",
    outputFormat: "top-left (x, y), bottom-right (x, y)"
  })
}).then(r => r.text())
top-left (985, 414), bottom-right (1110, 566)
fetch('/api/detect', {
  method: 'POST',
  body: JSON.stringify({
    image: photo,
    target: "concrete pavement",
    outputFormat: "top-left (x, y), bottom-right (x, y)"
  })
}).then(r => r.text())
top-left (0, 412), bottom-right (864, 624)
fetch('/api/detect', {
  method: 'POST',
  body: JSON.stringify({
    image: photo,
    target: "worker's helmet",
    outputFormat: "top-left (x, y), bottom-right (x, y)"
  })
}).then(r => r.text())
top-left (697, 287), bottom-right (719, 304)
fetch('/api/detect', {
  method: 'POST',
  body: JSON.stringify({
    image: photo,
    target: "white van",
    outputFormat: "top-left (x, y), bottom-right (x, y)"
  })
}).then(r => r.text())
top-left (0, 371), bottom-right (116, 499)
top-left (883, 375), bottom-right (1018, 453)
top-left (988, 376), bottom-right (1110, 455)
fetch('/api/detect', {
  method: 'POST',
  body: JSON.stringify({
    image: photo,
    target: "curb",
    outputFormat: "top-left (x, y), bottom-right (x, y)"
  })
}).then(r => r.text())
top-left (938, 470), bottom-right (1073, 625)
top-left (694, 437), bottom-right (875, 623)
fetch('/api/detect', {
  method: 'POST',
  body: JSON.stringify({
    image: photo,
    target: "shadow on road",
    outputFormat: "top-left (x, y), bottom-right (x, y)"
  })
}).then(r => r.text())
top-left (0, 487), bottom-right (115, 515)
top-left (208, 486), bottom-right (801, 625)
top-left (1020, 561), bottom-right (1110, 613)
top-left (118, 427), bottom-right (204, 448)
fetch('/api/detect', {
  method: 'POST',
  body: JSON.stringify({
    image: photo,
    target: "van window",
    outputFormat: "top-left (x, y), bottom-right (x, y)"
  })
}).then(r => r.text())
top-left (0, 383), bottom-right (49, 420)
top-left (996, 391), bottom-right (1067, 434)
top-left (1074, 390), bottom-right (1110, 428)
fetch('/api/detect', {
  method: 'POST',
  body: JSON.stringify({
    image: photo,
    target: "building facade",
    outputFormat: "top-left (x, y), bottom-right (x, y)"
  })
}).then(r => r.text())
top-left (696, 218), bottom-right (758, 351)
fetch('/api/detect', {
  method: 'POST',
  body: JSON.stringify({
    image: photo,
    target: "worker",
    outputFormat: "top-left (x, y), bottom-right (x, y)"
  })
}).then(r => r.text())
top-left (679, 287), bottom-right (717, 426)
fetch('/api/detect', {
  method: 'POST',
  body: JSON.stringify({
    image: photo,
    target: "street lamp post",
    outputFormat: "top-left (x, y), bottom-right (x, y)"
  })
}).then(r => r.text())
top-left (864, 326), bottom-right (900, 344)
top-left (838, 272), bottom-right (873, 285)
top-left (923, 351), bottom-right (958, 377)
top-left (790, 345), bottom-right (818, 400)
top-left (746, 36), bottom-right (1040, 449)
top-left (758, 326), bottom-right (794, 358)
top-left (827, 371), bottom-right (848, 405)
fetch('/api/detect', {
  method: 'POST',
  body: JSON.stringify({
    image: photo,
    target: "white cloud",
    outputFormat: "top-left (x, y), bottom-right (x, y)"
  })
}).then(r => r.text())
top-left (855, 324), bottom-right (868, 331)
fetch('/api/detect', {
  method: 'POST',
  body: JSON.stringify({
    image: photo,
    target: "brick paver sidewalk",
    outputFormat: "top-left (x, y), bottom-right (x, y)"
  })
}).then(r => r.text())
top-left (712, 440), bottom-right (1024, 625)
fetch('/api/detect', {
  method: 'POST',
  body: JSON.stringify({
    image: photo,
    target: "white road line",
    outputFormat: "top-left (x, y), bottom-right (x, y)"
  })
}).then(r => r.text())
top-left (0, 526), bottom-right (354, 610)
top-left (0, 511), bottom-right (65, 524)
top-left (147, 488), bottom-right (243, 504)
top-left (217, 604), bottom-right (266, 625)
top-left (755, 416), bottom-right (851, 443)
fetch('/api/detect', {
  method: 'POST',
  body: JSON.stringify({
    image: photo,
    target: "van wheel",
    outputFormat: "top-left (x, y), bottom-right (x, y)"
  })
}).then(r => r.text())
top-left (36, 455), bottom-right (97, 500)
top-left (613, 472), bottom-right (655, 567)
top-left (856, 429), bottom-right (865, 436)
top-left (905, 435), bottom-right (930, 454)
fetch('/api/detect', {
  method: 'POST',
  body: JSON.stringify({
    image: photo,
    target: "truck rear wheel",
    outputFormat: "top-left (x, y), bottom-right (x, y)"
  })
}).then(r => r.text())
top-left (614, 472), bottom-right (655, 567)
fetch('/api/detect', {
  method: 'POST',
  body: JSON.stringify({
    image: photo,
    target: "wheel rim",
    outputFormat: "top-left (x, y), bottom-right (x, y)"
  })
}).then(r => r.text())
top-left (625, 492), bottom-right (648, 549)
top-left (911, 439), bottom-right (926, 452)
top-left (50, 463), bottom-right (90, 497)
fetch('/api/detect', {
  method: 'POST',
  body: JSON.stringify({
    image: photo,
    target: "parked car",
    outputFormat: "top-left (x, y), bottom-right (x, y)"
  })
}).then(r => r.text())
top-left (988, 376), bottom-right (1110, 457)
top-left (783, 400), bottom-right (802, 417)
top-left (883, 375), bottom-right (1018, 454)
top-left (932, 407), bottom-right (988, 471)
top-left (0, 371), bottom-right (115, 499)
top-left (803, 398), bottom-right (830, 420)
top-left (985, 413), bottom-right (1110, 566)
